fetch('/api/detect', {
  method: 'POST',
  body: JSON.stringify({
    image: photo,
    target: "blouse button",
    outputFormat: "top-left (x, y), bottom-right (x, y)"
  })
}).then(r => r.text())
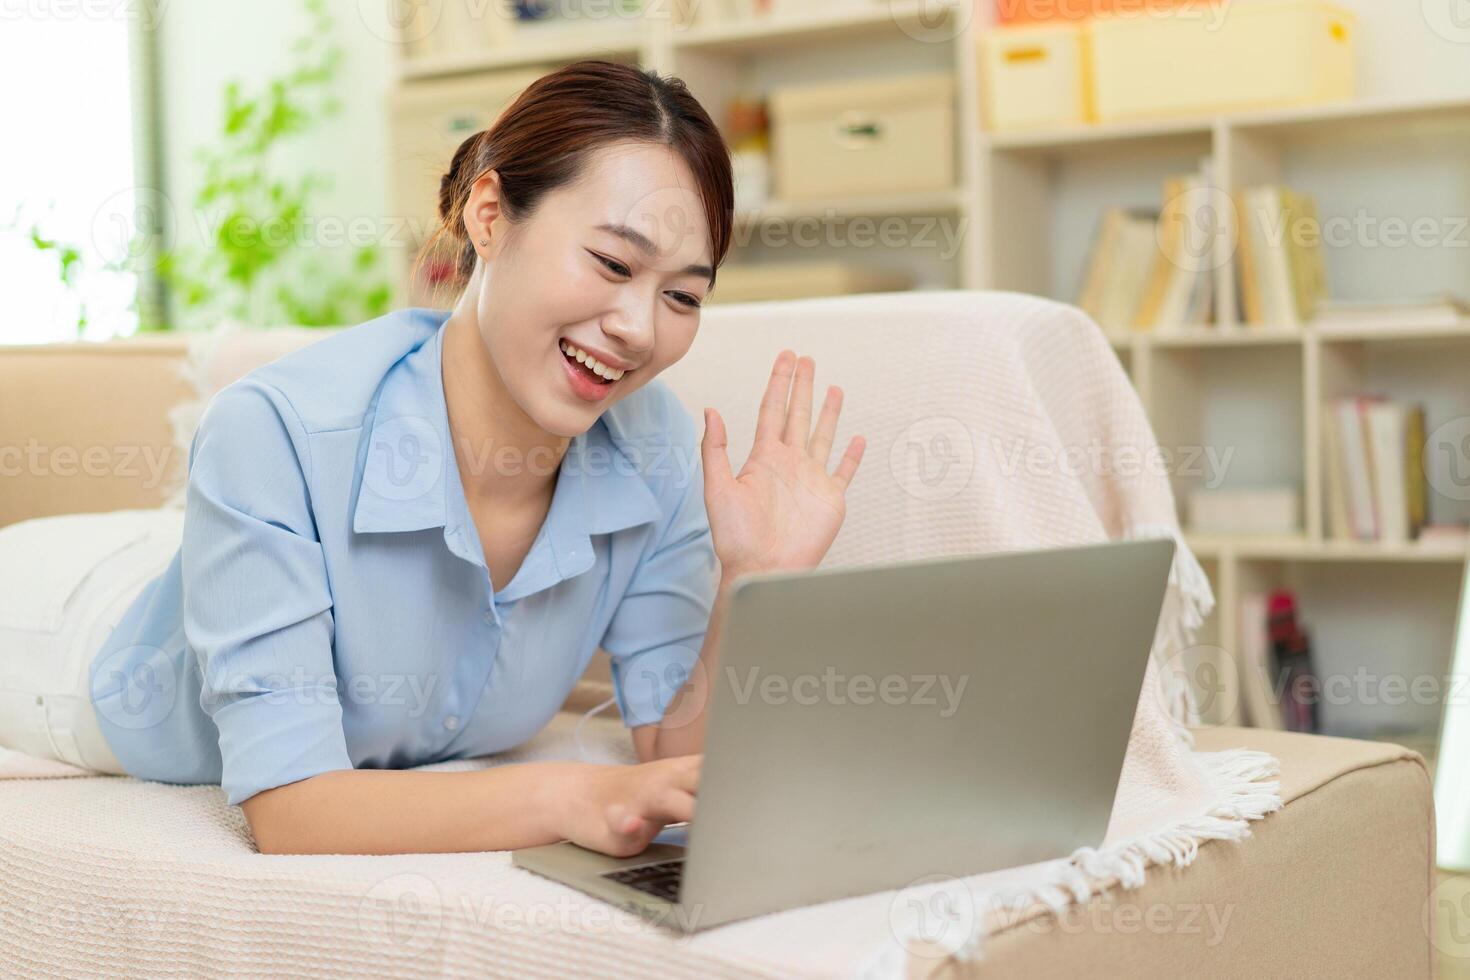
top-left (443, 715), bottom-right (460, 731)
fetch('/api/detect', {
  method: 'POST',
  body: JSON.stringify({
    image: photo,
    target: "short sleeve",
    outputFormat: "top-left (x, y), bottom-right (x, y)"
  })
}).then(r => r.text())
top-left (182, 380), bottom-right (354, 806)
top-left (600, 397), bottom-right (720, 728)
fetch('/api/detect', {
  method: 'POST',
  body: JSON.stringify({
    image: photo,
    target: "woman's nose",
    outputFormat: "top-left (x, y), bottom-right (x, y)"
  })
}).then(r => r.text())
top-left (600, 310), bottom-right (655, 359)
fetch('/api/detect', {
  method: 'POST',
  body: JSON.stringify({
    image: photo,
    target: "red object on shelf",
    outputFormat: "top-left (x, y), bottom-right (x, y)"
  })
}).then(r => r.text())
top-left (1266, 590), bottom-right (1297, 647)
top-left (1266, 588), bottom-right (1320, 733)
top-left (993, 0), bottom-right (1219, 25)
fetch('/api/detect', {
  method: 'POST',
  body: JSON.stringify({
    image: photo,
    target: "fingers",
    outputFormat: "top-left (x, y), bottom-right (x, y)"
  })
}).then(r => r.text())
top-left (752, 349), bottom-right (797, 446)
top-left (648, 787), bottom-right (696, 826)
top-left (668, 753), bottom-right (701, 794)
top-left (831, 435), bottom-right (866, 491)
top-left (604, 784), bottom-right (697, 852)
top-left (636, 756), bottom-right (700, 825)
top-left (807, 384), bottom-right (843, 465)
top-left (741, 348), bottom-right (865, 488)
top-left (700, 408), bottom-right (733, 491)
top-left (781, 355), bottom-right (816, 448)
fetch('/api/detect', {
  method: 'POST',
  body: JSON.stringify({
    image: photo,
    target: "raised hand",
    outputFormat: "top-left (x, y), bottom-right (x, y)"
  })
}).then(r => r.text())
top-left (699, 349), bottom-right (865, 580)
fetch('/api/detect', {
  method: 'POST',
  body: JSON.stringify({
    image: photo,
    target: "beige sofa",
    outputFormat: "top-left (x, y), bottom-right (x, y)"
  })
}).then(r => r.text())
top-left (0, 313), bottom-right (1437, 976)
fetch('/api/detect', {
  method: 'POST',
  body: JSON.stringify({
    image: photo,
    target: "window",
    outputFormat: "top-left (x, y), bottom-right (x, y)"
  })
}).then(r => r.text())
top-left (0, 11), bottom-right (159, 344)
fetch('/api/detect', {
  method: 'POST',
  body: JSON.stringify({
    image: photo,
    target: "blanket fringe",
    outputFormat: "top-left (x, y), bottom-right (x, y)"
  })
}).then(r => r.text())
top-left (858, 528), bottom-right (1281, 980)
top-left (1123, 522), bottom-right (1218, 748)
top-left (858, 748), bottom-right (1282, 979)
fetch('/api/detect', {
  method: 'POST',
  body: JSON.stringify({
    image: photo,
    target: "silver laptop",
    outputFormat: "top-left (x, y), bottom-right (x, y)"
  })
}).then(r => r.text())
top-left (513, 537), bottom-right (1177, 932)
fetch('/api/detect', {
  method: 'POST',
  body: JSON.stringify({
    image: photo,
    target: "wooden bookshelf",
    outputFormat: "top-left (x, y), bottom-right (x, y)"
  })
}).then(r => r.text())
top-left (384, 4), bottom-right (1470, 743)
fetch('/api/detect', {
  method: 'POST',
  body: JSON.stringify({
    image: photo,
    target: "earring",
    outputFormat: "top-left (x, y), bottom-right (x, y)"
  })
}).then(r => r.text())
top-left (479, 238), bottom-right (488, 245)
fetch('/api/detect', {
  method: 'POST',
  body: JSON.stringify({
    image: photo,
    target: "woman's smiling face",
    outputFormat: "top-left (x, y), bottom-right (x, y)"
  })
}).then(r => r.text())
top-left (461, 139), bottom-right (715, 438)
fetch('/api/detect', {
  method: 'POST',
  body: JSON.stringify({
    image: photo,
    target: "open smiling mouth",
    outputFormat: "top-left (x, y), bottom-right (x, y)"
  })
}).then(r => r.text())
top-left (559, 339), bottom-right (625, 386)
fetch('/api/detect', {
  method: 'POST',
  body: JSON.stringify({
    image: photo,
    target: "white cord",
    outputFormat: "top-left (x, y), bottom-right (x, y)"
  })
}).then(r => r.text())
top-left (574, 695), bottom-right (617, 763)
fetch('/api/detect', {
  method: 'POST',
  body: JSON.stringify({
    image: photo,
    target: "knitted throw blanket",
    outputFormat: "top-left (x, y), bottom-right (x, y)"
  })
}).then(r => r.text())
top-left (652, 290), bottom-right (1283, 973)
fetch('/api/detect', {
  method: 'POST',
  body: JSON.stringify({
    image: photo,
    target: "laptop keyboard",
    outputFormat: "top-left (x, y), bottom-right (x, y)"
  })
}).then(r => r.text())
top-left (603, 859), bottom-right (684, 902)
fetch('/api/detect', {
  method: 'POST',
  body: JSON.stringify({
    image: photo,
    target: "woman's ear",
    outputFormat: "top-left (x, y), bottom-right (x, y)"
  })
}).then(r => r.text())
top-left (462, 169), bottom-right (504, 258)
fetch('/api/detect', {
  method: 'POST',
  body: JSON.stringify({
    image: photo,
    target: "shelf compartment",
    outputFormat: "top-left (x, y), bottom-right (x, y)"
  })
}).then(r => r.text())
top-left (1228, 558), bottom-right (1466, 737)
top-left (987, 135), bottom-right (1213, 304)
top-left (1149, 343), bottom-right (1306, 538)
top-left (1313, 332), bottom-right (1470, 541)
top-left (1224, 111), bottom-right (1470, 317)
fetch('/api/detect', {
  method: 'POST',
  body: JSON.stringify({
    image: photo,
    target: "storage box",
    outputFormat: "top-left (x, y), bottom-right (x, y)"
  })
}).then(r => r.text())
top-left (708, 261), bottom-right (914, 304)
top-left (978, 22), bottom-right (1093, 132)
top-left (386, 69), bottom-right (543, 243)
top-left (1088, 0), bottom-right (1355, 123)
top-left (1188, 487), bottom-right (1301, 536)
top-left (769, 73), bottom-right (955, 201)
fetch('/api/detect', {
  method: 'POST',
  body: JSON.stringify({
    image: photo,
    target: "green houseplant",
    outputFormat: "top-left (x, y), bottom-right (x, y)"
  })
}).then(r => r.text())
top-left (152, 0), bottom-right (391, 331)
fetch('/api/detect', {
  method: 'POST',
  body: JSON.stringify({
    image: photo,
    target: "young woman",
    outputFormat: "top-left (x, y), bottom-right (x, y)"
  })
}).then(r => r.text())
top-left (2, 61), bottom-right (865, 858)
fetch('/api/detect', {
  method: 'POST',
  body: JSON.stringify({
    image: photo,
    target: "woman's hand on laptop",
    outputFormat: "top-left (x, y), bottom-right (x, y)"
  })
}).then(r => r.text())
top-left (554, 754), bottom-right (701, 857)
top-left (701, 350), bottom-right (865, 580)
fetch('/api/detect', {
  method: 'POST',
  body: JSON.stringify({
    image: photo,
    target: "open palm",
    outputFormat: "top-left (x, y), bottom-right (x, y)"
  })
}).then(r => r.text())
top-left (700, 350), bottom-right (866, 579)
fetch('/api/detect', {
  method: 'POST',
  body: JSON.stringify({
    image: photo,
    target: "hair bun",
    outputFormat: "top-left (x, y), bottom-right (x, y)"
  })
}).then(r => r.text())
top-left (437, 130), bottom-right (487, 235)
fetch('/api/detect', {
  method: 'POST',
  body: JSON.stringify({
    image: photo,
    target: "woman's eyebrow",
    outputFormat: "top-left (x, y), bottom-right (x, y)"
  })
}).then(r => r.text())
top-left (596, 222), bottom-right (714, 285)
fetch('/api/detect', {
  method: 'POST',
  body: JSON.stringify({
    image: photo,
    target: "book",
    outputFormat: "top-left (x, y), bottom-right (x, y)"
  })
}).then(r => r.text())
top-left (1235, 184), bottom-right (1326, 328)
top-left (1283, 188), bottom-right (1327, 323)
top-left (1261, 188), bottom-right (1298, 326)
top-left (1320, 398), bottom-right (1352, 541)
top-left (1327, 395), bottom-right (1431, 543)
top-left (1132, 175), bottom-right (1189, 330)
top-left (1238, 591), bottom-right (1283, 730)
top-left (1234, 191), bottom-right (1263, 325)
top-left (1406, 405), bottom-right (1428, 539)
top-left (1076, 207), bottom-right (1160, 332)
top-left (1077, 208), bottom-right (1127, 323)
top-left (1365, 401), bottom-right (1410, 544)
top-left (1134, 164), bottom-right (1217, 331)
top-left (1333, 396), bottom-right (1379, 541)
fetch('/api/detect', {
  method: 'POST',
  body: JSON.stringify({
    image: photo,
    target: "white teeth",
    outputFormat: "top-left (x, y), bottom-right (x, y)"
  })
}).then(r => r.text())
top-left (559, 340), bottom-right (625, 381)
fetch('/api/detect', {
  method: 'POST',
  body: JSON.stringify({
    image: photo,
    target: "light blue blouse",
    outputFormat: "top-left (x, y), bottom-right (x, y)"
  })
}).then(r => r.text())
top-left (88, 307), bottom-right (718, 806)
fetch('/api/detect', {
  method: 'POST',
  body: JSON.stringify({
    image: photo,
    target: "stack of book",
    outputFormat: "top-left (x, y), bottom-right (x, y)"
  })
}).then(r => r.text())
top-left (1077, 161), bottom-right (1218, 333)
top-left (1234, 184), bottom-right (1328, 328)
top-left (1321, 395), bottom-right (1428, 543)
top-left (1312, 295), bottom-right (1470, 333)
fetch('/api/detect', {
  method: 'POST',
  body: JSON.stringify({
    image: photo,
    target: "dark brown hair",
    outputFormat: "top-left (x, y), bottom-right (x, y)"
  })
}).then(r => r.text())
top-left (414, 59), bottom-right (734, 300)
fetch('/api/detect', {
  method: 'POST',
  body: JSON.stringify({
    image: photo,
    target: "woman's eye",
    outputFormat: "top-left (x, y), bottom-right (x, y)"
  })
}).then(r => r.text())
top-left (592, 252), bottom-right (631, 277)
top-left (669, 292), bottom-right (702, 310)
